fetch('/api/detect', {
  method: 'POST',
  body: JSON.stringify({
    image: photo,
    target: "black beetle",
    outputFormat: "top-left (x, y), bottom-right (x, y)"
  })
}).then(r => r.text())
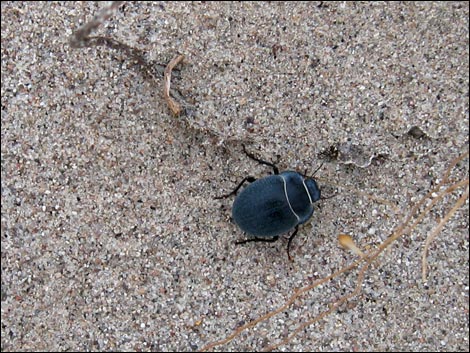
top-left (216, 146), bottom-right (322, 260)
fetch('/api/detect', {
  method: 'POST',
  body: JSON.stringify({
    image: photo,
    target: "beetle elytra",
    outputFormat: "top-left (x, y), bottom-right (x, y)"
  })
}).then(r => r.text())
top-left (216, 146), bottom-right (321, 260)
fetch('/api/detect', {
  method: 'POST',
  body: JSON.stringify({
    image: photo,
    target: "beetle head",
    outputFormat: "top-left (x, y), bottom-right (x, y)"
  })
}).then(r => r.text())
top-left (304, 178), bottom-right (321, 204)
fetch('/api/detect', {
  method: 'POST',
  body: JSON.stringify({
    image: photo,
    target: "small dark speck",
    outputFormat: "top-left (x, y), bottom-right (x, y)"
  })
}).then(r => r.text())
top-left (245, 116), bottom-right (255, 125)
top-left (310, 57), bottom-right (321, 68)
top-left (244, 116), bottom-right (256, 132)
top-left (272, 44), bottom-right (283, 58)
top-left (408, 126), bottom-right (426, 139)
top-left (236, 319), bottom-right (247, 328)
top-left (1, 287), bottom-right (7, 301)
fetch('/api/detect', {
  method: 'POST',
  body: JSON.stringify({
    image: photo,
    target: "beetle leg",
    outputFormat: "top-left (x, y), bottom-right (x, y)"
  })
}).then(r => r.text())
top-left (286, 225), bottom-right (300, 261)
top-left (215, 176), bottom-right (256, 199)
top-left (235, 236), bottom-right (280, 245)
top-left (242, 145), bottom-right (280, 175)
top-left (310, 162), bottom-right (324, 178)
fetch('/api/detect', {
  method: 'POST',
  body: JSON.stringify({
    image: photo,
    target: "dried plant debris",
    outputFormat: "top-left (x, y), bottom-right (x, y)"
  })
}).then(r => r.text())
top-left (69, 1), bottom-right (164, 84)
top-left (67, 1), bottom-right (241, 146)
top-left (69, 1), bottom-right (125, 49)
top-left (164, 54), bottom-right (185, 116)
top-left (319, 142), bottom-right (389, 168)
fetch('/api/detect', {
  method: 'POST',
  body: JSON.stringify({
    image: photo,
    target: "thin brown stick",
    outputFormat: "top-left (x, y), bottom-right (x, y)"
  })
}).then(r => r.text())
top-left (422, 184), bottom-right (469, 281)
top-left (164, 54), bottom-right (185, 116)
top-left (263, 263), bottom-right (370, 352)
top-left (198, 259), bottom-right (363, 352)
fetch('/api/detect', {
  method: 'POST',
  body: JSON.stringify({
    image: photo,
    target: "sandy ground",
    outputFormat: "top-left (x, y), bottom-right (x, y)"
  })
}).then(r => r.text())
top-left (1, 2), bottom-right (469, 351)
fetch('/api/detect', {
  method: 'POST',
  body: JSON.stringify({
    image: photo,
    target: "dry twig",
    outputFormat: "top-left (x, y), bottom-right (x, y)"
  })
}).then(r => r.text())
top-left (163, 54), bottom-right (185, 116)
top-left (422, 183), bottom-right (469, 281)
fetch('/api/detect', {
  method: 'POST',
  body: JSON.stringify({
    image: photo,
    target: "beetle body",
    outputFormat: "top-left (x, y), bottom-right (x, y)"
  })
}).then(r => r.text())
top-left (232, 171), bottom-right (321, 238)
top-left (216, 146), bottom-right (323, 260)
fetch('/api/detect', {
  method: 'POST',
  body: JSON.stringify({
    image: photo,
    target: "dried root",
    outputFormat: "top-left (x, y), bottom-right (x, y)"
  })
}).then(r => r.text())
top-left (163, 54), bottom-right (185, 116)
